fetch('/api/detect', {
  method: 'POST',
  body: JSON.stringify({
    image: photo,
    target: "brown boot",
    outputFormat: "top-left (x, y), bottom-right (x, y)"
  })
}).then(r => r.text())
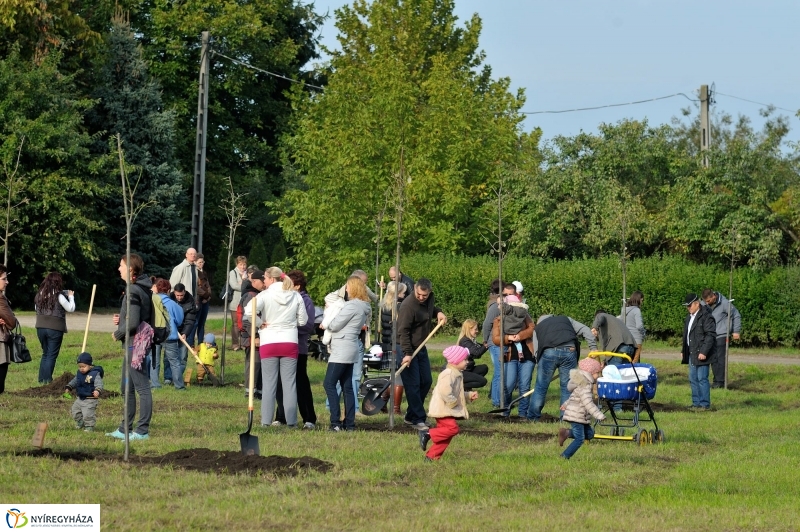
top-left (558, 427), bottom-right (570, 447)
top-left (393, 385), bottom-right (404, 415)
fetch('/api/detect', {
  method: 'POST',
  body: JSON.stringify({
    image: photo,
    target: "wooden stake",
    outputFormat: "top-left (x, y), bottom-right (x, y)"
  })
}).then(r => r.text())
top-left (32, 422), bottom-right (48, 448)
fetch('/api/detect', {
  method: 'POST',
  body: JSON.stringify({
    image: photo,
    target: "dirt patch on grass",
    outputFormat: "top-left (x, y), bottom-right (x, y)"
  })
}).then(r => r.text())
top-left (13, 372), bottom-right (120, 399)
top-left (14, 448), bottom-right (332, 476)
top-left (356, 423), bottom-right (554, 442)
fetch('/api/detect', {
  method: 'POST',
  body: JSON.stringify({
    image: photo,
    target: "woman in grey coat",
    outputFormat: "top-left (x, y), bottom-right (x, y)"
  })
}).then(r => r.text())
top-left (227, 256), bottom-right (247, 350)
top-left (322, 276), bottom-right (371, 431)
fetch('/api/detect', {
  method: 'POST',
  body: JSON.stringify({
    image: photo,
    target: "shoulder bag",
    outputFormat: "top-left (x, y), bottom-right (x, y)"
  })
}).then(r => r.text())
top-left (7, 323), bottom-right (32, 363)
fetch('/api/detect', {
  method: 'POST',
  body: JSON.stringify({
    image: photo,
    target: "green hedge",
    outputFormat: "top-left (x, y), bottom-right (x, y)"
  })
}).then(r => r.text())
top-left (397, 254), bottom-right (800, 346)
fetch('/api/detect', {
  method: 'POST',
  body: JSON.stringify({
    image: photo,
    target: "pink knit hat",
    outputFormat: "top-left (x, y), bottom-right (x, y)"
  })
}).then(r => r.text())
top-left (443, 345), bottom-right (469, 365)
top-left (505, 294), bottom-right (521, 304)
top-left (578, 357), bottom-right (602, 374)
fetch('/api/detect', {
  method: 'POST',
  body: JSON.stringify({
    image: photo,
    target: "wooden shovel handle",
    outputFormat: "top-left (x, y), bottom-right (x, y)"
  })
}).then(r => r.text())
top-left (394, 320), bottom-right (444, 378)
top-left (81, 285), bottom-right (96, 353)
top-left (248, 298), bottom-right (257, 411)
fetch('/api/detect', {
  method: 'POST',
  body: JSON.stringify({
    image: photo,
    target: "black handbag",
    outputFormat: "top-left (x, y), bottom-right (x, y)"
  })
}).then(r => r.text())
top-left (7, 323), bottom-right (31, 363)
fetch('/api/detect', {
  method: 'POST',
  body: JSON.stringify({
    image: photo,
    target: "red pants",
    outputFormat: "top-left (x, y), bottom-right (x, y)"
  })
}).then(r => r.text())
top-left (426, 417), bottom-right (459, 460)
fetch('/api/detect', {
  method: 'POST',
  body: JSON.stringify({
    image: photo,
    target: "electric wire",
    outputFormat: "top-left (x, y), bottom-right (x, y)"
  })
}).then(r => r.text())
top-left (714, 91), bottom-right (796, 113)
top-left (521, 93), bottom-right (698, 114)
top-left (212, 50), bottom-right (324, 91)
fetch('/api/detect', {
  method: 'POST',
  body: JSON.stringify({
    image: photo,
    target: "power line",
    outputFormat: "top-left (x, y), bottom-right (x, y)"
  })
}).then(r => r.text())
top-left (521, 93), bottom-right (698, 115)
top-left (212, 50), bottom-right (324, 91)
top-left (714, 91), bottom-right (796, 114)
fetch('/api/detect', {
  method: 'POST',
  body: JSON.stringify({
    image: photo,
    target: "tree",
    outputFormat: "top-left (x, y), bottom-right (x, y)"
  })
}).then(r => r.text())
top-left (0, 47), bottom-right (107, 295)
top-left (87, 10), bottom-right (186, 279)
top-left (135, 0), bottom-right (323, 265)
top-left (276, 0), bottom-right (525, 294)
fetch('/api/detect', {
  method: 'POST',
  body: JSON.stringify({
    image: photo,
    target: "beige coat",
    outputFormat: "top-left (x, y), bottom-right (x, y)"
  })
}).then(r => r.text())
top-left (427, 366), bottom-right (470, 420)
top-left (561, 369), bottom-right (605, 424)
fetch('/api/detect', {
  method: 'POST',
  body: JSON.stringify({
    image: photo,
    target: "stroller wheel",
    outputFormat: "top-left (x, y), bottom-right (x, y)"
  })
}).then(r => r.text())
top-left (649, 430), bottom-right (656, 444)
top-left (655, 429), bottom-right (665, 444)
top-left (635, 429), bottom-right (648, 446)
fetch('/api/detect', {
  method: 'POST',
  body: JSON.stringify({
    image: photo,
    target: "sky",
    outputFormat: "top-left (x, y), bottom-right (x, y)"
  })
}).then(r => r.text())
top-left (308, 0), bottom-right (800, 146)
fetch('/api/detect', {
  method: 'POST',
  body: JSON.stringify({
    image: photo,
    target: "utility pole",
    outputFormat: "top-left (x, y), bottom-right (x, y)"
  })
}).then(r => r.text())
top-left (191, 31), bottom-right (211, 252)
top-left (700, 84), bottom-right (712, 168)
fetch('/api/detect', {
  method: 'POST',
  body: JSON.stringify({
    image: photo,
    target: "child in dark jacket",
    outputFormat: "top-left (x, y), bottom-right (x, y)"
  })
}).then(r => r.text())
top-left (65, 352), bottom-right (104, 432)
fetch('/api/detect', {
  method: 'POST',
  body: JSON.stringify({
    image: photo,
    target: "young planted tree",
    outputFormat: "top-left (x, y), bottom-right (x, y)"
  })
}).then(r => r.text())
top-left (0, 136), bottom-right (26, 266)
top-left (219, 176), bottom-right (247, 383)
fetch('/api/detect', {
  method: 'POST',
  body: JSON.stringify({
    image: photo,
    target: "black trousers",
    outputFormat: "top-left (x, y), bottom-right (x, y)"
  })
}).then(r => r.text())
top-left (0, 362), bottom-right (8, 394)
top-left (463, 365), bottom-right (488, 390)
top-left (276, 355), bottom-right (317, 424)
top-left (711, 337), bottom-right (728, 384)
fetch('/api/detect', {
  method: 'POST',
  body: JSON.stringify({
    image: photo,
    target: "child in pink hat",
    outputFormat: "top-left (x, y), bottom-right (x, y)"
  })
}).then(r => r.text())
top-left (418, 345), bottom-right (478, 461)
top-left (558, 356), bottom-right (606, 459)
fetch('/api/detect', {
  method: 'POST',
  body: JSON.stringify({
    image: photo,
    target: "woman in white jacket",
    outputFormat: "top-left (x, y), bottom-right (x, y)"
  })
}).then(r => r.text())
top-left (323, 276), bottom-right (371, 431)
top-left (246, 266), bottom-right (308, 428)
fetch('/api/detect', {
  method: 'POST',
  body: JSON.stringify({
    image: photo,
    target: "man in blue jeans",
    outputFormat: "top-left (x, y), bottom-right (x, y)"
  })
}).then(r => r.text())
top-left (482, 282), bottom-right (516, 407)
top-left (526, 314), bottom-right (596, 421)
top-left (681, 293), bottom-right (716, 410)
top-left (397, 278), bottom-right (446, 430)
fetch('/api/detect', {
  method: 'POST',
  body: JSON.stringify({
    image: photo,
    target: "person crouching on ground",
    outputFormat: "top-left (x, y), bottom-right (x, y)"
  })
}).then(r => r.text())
top-left (186, 333), bottom-right (218, 385)
top-left (558, 357), bottom-right (606, 459)
top-left (418, 346), bottom-right (478, 462)
top-left (65, 352), bottom-right (104, 432)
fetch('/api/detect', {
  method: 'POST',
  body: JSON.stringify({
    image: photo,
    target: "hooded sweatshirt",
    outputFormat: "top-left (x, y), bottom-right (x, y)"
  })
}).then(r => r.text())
top-left (113, 275), bottom-right (153, 342)
top-left (247, 282), bottom-right (308, 359)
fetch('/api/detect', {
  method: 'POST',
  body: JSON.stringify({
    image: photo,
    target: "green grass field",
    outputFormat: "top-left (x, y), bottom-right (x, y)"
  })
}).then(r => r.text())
top-left (2, 324), bottom-right (799, 531)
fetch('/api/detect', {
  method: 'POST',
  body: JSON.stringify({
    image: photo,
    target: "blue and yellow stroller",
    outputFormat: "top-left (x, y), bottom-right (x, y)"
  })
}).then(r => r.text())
top-left (588, 352), bottom-right (664, 445)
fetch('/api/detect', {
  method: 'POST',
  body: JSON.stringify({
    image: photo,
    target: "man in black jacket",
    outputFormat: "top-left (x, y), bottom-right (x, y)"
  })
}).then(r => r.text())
top-left (397, 278), bottom-right (446, 430)
top-left (681, 293), bottom-right (717, 410)
top-left (170, 283), bottom-right (197, 383)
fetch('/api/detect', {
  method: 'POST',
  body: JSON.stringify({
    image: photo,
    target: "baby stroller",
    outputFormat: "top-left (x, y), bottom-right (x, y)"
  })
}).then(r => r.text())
top-left (588, 351), bottom-right (664, 445)
top-left (358, 345), bottom-right (396, 415)
top-left (307, 306), bottom-right (328, 362)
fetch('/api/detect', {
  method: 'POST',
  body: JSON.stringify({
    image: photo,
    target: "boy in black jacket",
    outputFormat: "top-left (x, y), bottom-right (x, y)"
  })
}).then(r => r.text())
top-left (65, 352), bottom-right (104, 432)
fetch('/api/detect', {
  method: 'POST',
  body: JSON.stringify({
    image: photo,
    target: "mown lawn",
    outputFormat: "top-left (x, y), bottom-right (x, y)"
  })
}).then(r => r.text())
top-left (1, 325), bottom-right (799, 531)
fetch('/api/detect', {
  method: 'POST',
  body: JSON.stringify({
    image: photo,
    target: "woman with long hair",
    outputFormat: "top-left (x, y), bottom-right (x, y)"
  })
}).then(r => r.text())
top-left (0, 264), bottom-right (18, 394)
top-left (457, 319), bottom-right (489, 391)
top-left (324, 276), bottom-right (371, 431)
top-left (34, 272), bottom-right (75, 384)
top-left (247, 266), bottom-right (307, 428)
top-left (380, 281), bottom-right (407, 414)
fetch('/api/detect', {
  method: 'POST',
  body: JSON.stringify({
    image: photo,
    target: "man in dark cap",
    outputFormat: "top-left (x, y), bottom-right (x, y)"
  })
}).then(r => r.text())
top-left (681, 293), bottom-right (717, 411)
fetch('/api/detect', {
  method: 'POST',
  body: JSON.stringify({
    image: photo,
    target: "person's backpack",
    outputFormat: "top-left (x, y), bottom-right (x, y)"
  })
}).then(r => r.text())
top-left (151, 294), bottom-right (170, 345)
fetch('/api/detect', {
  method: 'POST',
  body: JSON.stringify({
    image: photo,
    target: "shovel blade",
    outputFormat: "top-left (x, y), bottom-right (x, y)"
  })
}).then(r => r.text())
top-left (239, 432), bottom-right (260, 456)
top-left (361, 392), bottom-right (387, 416)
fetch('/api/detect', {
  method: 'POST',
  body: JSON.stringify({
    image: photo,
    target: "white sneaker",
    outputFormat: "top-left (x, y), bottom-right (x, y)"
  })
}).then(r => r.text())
top-left (303, 422), bottom-right (315, 430)
top-left (271, 421), bottom-right (283, 427)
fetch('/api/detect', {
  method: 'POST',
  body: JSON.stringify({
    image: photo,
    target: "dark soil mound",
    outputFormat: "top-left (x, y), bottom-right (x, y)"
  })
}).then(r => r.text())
top-left (14, 372), bottom-right (119, 399)
top-left (15, 448), bottom-right (332, 476)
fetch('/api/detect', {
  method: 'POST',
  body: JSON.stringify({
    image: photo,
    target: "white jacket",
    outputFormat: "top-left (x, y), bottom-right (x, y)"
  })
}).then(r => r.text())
top-left (245, 283), bottom-right (308, 347)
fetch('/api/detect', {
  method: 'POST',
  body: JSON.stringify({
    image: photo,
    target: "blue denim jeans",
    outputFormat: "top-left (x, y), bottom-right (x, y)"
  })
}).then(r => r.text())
top-left (323, 362), bottom-right (355, 429)
top-left (37, 328), bottom-right (64, 384)
top-left (504, 359), bottom-right (535, 417)
top-left (488, 345), bottom-right (501, 407)
top-left (527, 347), bottom-right (578, 420)
top-left (148, 345), bottom-right (163, 388)
top-left (607, 344), bottom-right (636, 366)
top-left (162, 340), bottom-right (184, 389)
top-left (689, 361), bottom-right (711, 408)
top-left (562, 422), bottom-right (595, 459)
top-left (326, 340), bottom-right (365, 410)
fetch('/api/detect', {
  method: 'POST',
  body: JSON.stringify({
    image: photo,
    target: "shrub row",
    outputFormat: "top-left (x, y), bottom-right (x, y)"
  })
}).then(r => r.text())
top-left (398, 254), bottom-right (800, 346)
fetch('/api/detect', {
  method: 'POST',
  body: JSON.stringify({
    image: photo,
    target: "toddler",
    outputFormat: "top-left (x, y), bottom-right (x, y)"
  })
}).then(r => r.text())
top-left (185, 333), bottom-right (218, 385)
top-left (64, 352), bottom-right (104, 432)
top-left (558, 356), bottom-right (606, 459)
top-left (418, 345), bottom-right (478, 461)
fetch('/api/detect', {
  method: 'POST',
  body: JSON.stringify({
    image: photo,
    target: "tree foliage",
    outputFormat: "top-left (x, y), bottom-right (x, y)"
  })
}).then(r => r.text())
top-left (276, 0), bottom-right (527, 294)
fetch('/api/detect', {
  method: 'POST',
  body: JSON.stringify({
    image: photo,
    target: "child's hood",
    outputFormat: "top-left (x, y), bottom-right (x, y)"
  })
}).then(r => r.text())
top-left (90, 365), bottom-right (104, 379)
top-left (568, 368), bottom-right (594, 388)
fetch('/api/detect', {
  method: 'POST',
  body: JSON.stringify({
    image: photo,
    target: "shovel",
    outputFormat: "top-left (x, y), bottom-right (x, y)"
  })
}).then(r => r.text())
top-left (179, 336), bottom-right (221, 387)
top-left (361, 320), bottom-right (444, 415)
top-left (240, 298), bottom-right (260, 456)
top-left (487, 371), bottom-right (559, 415)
